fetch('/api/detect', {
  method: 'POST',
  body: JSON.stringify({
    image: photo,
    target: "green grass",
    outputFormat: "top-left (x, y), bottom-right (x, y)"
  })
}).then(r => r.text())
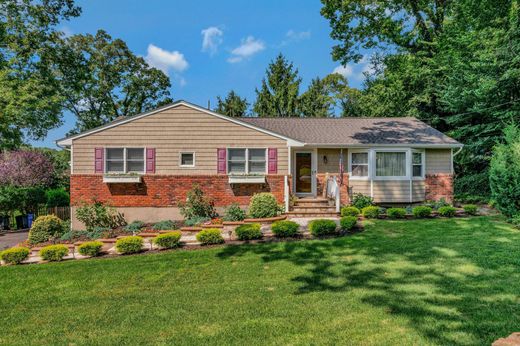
top-left (1, 216), bottom-right (520, 345)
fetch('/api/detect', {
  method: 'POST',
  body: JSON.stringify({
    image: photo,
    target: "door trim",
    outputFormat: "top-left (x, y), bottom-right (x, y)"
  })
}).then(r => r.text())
top-left (293, 149), bottom-right (317, 197)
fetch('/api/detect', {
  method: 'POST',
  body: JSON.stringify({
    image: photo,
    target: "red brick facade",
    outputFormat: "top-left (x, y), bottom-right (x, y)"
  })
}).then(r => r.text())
top-left (425, 174), bottom-right (454, 202)
top-left (71, 175), bottom-right (286, 207)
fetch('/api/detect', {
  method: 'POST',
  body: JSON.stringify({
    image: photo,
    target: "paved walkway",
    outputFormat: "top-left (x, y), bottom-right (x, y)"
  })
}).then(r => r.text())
top-left (0, 232), bottom-right (28, 250)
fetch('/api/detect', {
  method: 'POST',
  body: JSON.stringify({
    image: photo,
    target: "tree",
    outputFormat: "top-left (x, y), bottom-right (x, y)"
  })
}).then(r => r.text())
top-left (0, 0), bottom-right (81, 148)
top-left (215, 90), bottom-right (249, 117)
top-left (52, 30), bottom-right (173, 134)
top-left (323, 73), bottom-right (363, 117)
top-left (253, 54), bottom-right (301, 117)
top-left (0, 150), bottom-right (55, 187)
top-left (298, 77), bottom-right (334, 117)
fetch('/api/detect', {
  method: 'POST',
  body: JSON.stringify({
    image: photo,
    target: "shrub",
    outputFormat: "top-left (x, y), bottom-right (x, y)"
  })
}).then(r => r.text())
top-left (438, 206), bottom-right (457, 217)
top-left (463, 204), bottom-right (478, 216)
top-left (362, 206), bottom-right (380, 219)
top-left (309, 219), bottom-right (337, 237)
top-left (341, 206), bottom-right (360, 217)
top-left (153, 231), bottom-right (182, 249)
top-left (39, 244), bottom-right (69, 262)
top-left (184, 216), bottom-right (211, 227)
top-left (45, 188), bottom-right (70, 208)
top-left (351, 193), bottom-right (374, 210)
top-left (78, 241), bottom-right (104, 257)
top-left (248, 193), bottom-right (279, 218)
top-left (413, 206), bottom-right (432, 218)
top-left (123, 220), bottom-right (145, 233)
top-left (76, 201), bottom-right (126, 231)
top-left (223, 203), bottom-right (246, 221)
top-left (271, 220), bottom-right (300, 237)
top-left (0, 247), bottom-right (30, 265)
top-left (424, 198), bottom-right (450, 210)
top-left (235, 223), bottom-right (262, 240)
top-left (152, 220), bottom-right (177, 231)
top-left (386, 208), bottom-right (407, 219)
top-left (340, 216), bottom-right (357, 231)
top-left (511, 214), bottom-right (520, 229)
top-left (196, 229), bottom-right (225, 245)
top-left (115, 236), bottom-right (144, 254)
top-left (28, 215), bottom-right (65, 245)
top-left (179, 184), bottom-right (216, 219)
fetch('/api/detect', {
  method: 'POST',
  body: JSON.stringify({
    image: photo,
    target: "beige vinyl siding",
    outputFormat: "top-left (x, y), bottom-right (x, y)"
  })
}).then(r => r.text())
top-left (349, 180), bottom-right (371, 197)
top-left (72, 105), bottom-right (288, 175)
top-left (372, 181), bottom-right (410, 203)
top-left (317, 149), bottom-right (342, 173)
top-left (426, 149), bottom-right (451, 174)
top-left (412, 181), bottom-right (425, 202)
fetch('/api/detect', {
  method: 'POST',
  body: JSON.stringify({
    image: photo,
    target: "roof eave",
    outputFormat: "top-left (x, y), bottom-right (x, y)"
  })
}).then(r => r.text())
top-left (292, 143), bottom-right (463, 148)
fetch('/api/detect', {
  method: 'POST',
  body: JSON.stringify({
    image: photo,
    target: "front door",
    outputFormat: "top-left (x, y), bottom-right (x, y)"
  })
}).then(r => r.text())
top-left (294, 151), bottom-right (316, 196)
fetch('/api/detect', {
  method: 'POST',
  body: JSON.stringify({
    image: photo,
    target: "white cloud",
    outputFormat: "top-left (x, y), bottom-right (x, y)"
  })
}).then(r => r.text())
top-left (283, 29), bottom-right (311, 45)
top-left (332, 65), bottom-right (354, 78)
top-left (145, 44), bottom-right (188, 73)
top-left (201, 26), bottom-right (223, 55)
top-left (227, 36), bottom-right (265, 63)
top-left (333, 56), bottom-right (375, 81)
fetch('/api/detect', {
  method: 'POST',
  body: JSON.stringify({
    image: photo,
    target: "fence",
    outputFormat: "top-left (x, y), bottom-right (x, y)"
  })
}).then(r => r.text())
top-left (2, 206), bottom-right (70, 231)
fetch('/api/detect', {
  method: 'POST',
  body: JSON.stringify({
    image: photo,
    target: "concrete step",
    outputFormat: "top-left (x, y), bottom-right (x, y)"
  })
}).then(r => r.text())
top-left (286, 211), bottom-right (340, 217)
top-left (294, 198), bottom-right (331, 207)
top-left (292, 206), bottom-right (337, 213)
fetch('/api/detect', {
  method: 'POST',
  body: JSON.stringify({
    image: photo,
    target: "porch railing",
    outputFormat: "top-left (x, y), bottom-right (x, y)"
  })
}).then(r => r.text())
top-left (326, 175), bottom-right (341, 213)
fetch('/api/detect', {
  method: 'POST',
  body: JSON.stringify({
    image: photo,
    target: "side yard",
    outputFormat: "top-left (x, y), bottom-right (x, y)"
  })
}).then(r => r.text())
top-left (0, 216), bottom-right (519, 345)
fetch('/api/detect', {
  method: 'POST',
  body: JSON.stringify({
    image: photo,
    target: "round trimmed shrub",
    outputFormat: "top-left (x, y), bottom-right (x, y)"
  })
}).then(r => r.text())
top-left (412, 206), bottom-right (432, 218)
top-left (309, 219), bottom-right (337, 237)
top-left (223, 203), bottom-right (246, 221)
top-left (196, 229), bottom-right (225, 245)
top-left (235, 223), bottom-right (262, 240)
top-left (271, 220), bottom-right (299, 237)
top-left (0, 247), bottom-right (30, 265)
top-left (78, 241), bottom-right (104, 257)
top-left (28, 215), bottom-right (65, 245)
top-left (463, 204), bottom-right (478, 215)
top-left (248, 193), bottom-right (279, 218)
top-left (39, 244), bottom-right (69, 262)
top-left (152, 220), bottom-right (177, 231)
top-left (340, 216), bottom-right (357, 231)
top-left (116, 236), bottom-right (144, 254)
top-left (387, 208), bottom-right (406, 219)
top-left (362, 206), bottom-right (380, 219)
top-left (438, 206), bottom-right (457, 217)
top-left (341, 206), bottom-right (360, 217)
top-left (153, 231), bottom-right (182, 249)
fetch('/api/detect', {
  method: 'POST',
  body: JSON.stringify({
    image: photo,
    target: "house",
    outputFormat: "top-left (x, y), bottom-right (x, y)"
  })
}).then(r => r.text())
top-left (56, 100), bottom-right (463, 229)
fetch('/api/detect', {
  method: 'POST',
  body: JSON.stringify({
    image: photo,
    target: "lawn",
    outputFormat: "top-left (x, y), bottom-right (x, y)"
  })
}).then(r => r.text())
top-left (1, 216), bottom-right (519, 345)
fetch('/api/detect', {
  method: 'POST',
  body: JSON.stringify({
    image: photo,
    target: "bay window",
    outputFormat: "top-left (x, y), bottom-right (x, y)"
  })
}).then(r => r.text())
top-left (105, 148), bottom-right (145, 173)
top-left (376, 152), bottom-right (406, 177)
top-left (349, 149), bottom-right (425, 180)
top-left (412, 151), bottom-right (424, 178)
top-left (227, 148), bottom-right (266, 174)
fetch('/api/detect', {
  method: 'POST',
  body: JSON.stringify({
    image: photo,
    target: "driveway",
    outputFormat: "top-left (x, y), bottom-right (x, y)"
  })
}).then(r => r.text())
top-left (0, 232), bottom-right (28, 250)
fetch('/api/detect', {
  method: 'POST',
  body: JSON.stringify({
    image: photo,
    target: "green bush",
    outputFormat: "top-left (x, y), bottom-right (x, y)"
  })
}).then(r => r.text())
top-left (413, 206), bottom-right (432, 218)
top-left (39, 244), bottom-right (69, 262)
top-left (179, 184), bottom-right (216, 220)
top-left (78, 241), bottom-right (104, 257)
top-left (351, 193), bottom-right (374, 209)
top-left (248, 193), bottom-right (279, 218)
top-left (0, 247), bottom-right (30, 265)
top-left (223, 203), bottom-right (246, 221)
top-left (45, 188), bottom-right (70, 208)
top-left (511, 214), bottom-right (520, 229)
top-left (123, 220), bottom-right (145, 233)
top-left (115, 236), bottom-right (144, 254)
top-left (340, 216), bottom-right (357, 231)
top-left (309, 219), bottom-right (337, 237)
top-left (438, 206), bottom-right (457, 217)
top-left (153, 231), bottom-right (182, 249)
top-left (28, 215), bottom-right (65, 245)
top-left (235, 223), bottom-right (262, 240)
top-left (196, 229), bottom-right (224, 245)
top-left (184, 216), bottom-right (210, 226)
top-left (152, 220), bottom-right (177, 231)
top-left (387, 208), bottom-right (407, 219)
top-left (271, 220), bottom-right (300, 237)
top-left (341, 206), bottom-right (360, 217)
top-left (76, 201), bottom-right (126, 231)
top-left (463, 204), bottom-right (478, 216)
top-left (362, 206), bottom-right (380, 219)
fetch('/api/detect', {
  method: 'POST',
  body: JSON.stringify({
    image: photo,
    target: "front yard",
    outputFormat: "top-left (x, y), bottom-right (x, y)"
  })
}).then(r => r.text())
top-left (1, 216), bottom-right (519, 345)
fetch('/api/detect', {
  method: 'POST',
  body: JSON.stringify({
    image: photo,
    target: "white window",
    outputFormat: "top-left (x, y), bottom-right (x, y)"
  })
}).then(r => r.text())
top-left (180, 152), bottom-right (195, 167)
top-left (351, 152), bottom-right (369, 177)
top-left (227, 148), bottom-right (266, 174)
top-left (375, 152), bottom-right (406, 177)
top-left (105, 148), bottom-right (145, 173)
top-left (412, 151), bottom-right (424, 178)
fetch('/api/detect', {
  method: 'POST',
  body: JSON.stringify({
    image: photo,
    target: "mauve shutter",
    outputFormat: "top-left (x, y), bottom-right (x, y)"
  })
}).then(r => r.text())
top-left (146, 148), bottom-right (156, 173)
top-left (217, 148), bottom-right (226, 173)
top-left (268, 148), bottom-right (277, 174)
top-left (94, 148), bottom-right (104, 173)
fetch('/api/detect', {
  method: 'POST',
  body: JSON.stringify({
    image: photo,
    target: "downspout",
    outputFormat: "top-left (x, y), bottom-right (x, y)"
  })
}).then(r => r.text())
top-left (451, 147), bottom-right (463, 174)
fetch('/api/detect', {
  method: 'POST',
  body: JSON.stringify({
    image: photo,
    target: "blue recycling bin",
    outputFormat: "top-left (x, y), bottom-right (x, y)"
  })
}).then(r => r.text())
top-left (27, 213), bottom-right (34, 228)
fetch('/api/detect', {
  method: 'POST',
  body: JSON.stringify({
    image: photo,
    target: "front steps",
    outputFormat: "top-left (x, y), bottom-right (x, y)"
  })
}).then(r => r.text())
top-left (287, 198), bottom-right (339, 217)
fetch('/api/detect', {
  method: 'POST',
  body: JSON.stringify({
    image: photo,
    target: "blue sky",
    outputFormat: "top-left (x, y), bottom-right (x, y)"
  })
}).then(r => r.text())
top-left (32, 0), bottom-right (371, 148)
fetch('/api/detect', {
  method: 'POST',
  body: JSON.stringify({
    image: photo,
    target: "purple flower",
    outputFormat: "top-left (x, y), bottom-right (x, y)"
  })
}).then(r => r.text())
top-left (0, 150), bottom-right (55, 187)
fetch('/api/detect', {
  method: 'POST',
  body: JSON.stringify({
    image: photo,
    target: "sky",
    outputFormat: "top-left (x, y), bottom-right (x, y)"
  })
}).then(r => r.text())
top-left (31, 0), bottom-right (371, 148)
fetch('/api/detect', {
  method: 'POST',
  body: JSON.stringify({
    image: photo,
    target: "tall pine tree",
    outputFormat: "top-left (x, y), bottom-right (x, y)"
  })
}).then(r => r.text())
top-left (215, 90), bottom-right (249, 117)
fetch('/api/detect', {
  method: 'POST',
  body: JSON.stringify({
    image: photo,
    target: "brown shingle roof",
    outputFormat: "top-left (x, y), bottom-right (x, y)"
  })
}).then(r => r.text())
top-left (240, 117), bottom-right (461, 146)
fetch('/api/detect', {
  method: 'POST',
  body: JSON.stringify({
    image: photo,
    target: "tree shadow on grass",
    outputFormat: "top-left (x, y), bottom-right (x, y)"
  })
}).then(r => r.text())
top-left (217, 217), bottom-right (520, 345)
